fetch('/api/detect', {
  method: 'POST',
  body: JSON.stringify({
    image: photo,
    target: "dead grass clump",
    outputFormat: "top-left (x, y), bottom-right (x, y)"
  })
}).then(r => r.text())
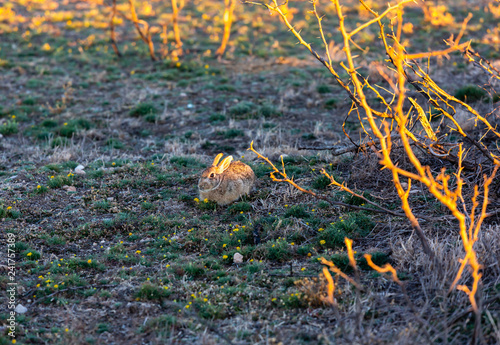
top-left (294, 273), bottom-right (340, 308)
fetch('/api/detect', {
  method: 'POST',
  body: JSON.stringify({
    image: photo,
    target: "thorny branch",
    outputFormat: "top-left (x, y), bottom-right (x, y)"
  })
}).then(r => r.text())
top-left (248, 141), bottom-right (451, 223)
top-left (247, 0), bottom-right (500, 326)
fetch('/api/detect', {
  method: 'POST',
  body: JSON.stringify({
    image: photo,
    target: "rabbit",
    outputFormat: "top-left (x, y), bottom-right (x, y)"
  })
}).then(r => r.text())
top-left (198, 153), bottom-right (255, 205)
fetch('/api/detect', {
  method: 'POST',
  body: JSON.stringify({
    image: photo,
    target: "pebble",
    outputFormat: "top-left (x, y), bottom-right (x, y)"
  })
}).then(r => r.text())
top-left (15, 304), bottom-right (27, 314)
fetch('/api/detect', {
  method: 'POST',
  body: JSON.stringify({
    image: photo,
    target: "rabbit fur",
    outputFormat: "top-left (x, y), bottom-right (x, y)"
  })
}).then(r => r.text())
top-left (198, 153), bottom-right (255, 205)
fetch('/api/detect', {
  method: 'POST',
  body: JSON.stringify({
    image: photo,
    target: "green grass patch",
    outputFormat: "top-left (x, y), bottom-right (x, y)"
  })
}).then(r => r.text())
top-left (33, 185), bottom-right (49, 194)
top-left (324, 98), bottom-right (337, 109)
top-left (318, 212), bottom-right (374, 249)
top-left (135, 283), bottom-right (170, 301)
top-left (93, 200), bottom-right (111, 211)
top-left (454, 85), bottom-right (488, 103)
top-left (265, 239), bottom-right (292, 262)
top-left (41, 119), bottom-right (59, 128)
top-left (209, 113), bottom-right (226, 123)
top-left (284, 205), bottom-right (310, 219)
top-left (170, 156), bottom-right (202, 168)
top-left (228, 101), bottom-right (255, 118)
top-left (22, 249), bottom-right (41, 261)
top-left (317, 85), bottom-right (331, 94)
top-left (129, 102), bottom-right (158, 117)
top-left (227, 202), bottom-right (252, 214)
top-left (56, 118), bottom-right (92, 138)
top-left (312, 175), bottom-right (331, 190)
top-left (219, 128), bottom-right (244, 139)
top-left (0, 120), bottom-right (18, 135)
top-left (258, 104), bottom-right (281, 118)
top-left (106, 138), bottom-right (124, 149)
top-left (47, 175), bottom-right (73, 188)
top-left (0, 205), bottom-right (19, 219)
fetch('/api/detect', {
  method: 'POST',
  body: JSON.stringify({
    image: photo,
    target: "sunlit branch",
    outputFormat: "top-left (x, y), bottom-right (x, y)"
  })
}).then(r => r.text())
top-left (215, 0), bottom-right (236, 57)
top-left (109, 0), bottom-right (122, 57)
top-left (128, 0), bottom-right (157, 60)
top-left (171, 0), bottom-right (183, 54)
top-left (348, 0), bottom-right (413, 39)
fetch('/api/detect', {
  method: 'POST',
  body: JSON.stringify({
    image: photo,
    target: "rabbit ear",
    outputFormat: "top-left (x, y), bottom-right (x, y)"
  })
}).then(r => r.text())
top-left (217, 156), bottom-right (233, 173)
top-left (212, 153), bottom-right (224, 167)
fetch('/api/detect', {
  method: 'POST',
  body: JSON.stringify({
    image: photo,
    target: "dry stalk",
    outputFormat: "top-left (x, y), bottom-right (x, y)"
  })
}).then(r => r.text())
top-left (109, 0), bottom-right (122, 57)
top-left (47, 81), bottom-right (74, 114)
top-left (321, 256), bottom-right (361, 291)
top-left (364, 254), bottom-right (434, 342)
top-left (345, 238), bottom-right (363, 335)
top-left (171, 0), bottom-right (183, 55)
top-left (215, 0), bottom-right (236, 57)
top-left (160, 23), bottom-right (168, 57)
top-left (128, 0), bottom-right (157, 61)
top-left (464, 48), bottom-right (500, 80)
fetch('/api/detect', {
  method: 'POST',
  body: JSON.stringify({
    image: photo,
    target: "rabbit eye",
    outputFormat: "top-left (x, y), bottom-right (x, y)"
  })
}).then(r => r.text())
top-left (209, 172), bottom-right (215, 178)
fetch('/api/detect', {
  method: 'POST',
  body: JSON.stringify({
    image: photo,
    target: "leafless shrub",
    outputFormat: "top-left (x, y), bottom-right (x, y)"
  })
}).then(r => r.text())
top-left (246, 0), bottom-right (500, 342)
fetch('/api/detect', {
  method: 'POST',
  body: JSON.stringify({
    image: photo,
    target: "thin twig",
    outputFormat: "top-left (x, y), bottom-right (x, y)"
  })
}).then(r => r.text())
top-left (128, 0), bottom-right (157, 61)
top-left (249, 141), bottom-right (447, 222)
top-left (109, 0), bottom-right (122, 57)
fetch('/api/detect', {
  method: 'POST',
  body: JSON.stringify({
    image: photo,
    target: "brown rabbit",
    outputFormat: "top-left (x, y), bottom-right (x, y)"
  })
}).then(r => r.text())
top-left (198, 153), bottom-right (255, 205)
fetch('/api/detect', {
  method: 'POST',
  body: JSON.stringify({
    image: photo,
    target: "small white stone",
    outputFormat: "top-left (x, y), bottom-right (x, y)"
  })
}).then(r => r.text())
top-left (15, 304), bottom-right (27, 314)
top-left (233, 253), bottom-right (243, 264)
top-left (74, 165), bottom-right (86, 175)
top-left (62, 185), bottom-right (76, 192)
